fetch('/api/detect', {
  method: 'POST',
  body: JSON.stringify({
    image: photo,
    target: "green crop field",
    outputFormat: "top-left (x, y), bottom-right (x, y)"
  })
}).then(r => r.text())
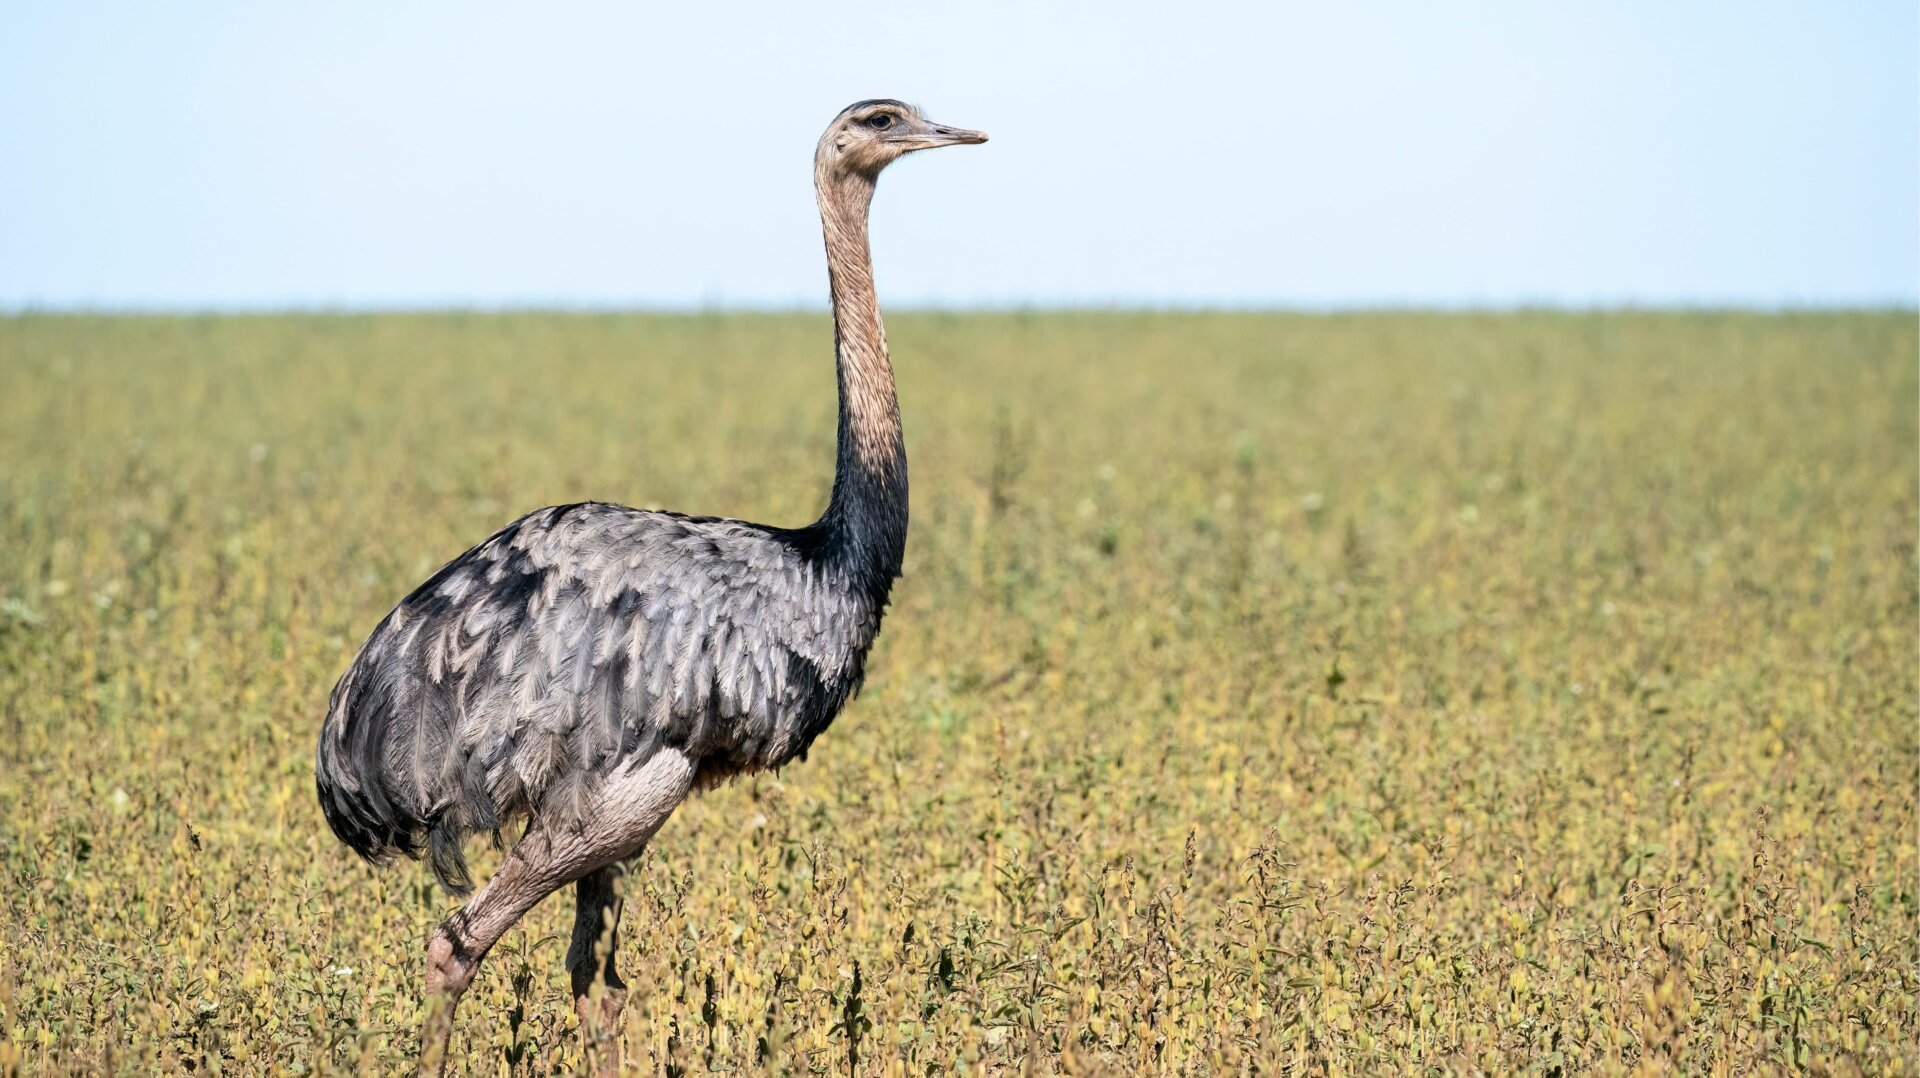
top-left (0, 311), bottom-right (1914, 1074)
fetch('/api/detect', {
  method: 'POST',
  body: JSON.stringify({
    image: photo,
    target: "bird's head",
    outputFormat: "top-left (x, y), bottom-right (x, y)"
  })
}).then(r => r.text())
top-left (816, 99), bottom-right (987, 181)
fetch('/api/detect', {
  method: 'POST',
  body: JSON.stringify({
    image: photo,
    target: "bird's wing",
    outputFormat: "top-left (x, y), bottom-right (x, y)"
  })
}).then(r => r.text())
top-left (374, 502), bottom-right (865, 831)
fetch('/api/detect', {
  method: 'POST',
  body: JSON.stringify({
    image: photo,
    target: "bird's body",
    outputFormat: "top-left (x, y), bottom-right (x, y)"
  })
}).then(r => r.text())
top-left (316, 501), bottom-right (889, 892)
top-left (314, 99), bottom-right (984, 1074)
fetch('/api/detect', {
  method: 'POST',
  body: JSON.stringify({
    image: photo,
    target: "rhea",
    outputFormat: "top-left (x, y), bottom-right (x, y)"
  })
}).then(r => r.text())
top-left (316, 100), bottom-right (985, 1072)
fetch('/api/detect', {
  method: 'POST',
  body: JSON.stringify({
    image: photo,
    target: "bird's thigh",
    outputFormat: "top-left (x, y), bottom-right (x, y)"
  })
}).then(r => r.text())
top-left (557, 748), bottom-right (698, 872)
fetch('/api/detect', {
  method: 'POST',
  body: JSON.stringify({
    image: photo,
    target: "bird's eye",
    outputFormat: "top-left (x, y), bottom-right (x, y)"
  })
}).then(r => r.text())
top-left (865, 113), bottom-right (894, 130)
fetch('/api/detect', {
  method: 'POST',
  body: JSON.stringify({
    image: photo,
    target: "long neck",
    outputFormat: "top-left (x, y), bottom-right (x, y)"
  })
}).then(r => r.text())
top-left (815, 168), bottom-right (907, 593)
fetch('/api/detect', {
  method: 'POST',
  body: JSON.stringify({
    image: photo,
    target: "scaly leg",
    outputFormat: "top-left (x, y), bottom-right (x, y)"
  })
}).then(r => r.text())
top-left (568, 863), bottom-right (630, 1075)
top-left (419, 827), bottom-right (565, 1076)
top-left (417, 748), bottom-right (697, 1076)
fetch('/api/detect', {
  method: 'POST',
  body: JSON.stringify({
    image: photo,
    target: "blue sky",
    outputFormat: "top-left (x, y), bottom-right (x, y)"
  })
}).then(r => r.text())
top-left (2, 2), bottom-right (1913, 309)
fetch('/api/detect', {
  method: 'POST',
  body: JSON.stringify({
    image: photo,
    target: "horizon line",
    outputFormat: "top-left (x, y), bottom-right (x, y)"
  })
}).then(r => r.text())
top-left (4, 299), bottom-right (1916, 318)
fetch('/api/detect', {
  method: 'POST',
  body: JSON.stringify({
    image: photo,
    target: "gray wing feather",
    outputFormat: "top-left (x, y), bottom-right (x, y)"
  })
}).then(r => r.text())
top-left (315, 502), bottom-right (878, 892)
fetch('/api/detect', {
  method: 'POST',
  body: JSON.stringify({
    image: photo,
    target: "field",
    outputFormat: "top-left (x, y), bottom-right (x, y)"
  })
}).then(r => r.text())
top-left (0, 311), bottom-right (1914, 1074)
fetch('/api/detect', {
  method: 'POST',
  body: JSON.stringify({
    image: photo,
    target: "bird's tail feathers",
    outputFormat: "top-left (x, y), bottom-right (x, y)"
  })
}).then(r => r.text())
top-left (316, 667), bottom-right (480, 895)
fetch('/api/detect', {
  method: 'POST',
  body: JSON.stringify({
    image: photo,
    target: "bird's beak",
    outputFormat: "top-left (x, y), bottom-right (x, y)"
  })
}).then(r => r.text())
top-left (889, 121), bottom-right (988, 150)
top-left (930, 124), bottom-right (988, 146)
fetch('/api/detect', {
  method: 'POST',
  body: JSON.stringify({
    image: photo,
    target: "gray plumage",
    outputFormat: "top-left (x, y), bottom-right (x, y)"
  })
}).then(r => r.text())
top-left (314, 100), bottom-right (986, 1074)
top-left (316, 504), bottom-right (881, 892)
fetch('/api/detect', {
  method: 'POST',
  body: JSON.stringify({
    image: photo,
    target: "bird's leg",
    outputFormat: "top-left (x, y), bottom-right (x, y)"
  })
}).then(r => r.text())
top-left (567, 862), bottom-right (630, 1075)
top-left (417, 747), bottom-right (698, 1075)
top-left (419, 828), bottom-right (570, 1077)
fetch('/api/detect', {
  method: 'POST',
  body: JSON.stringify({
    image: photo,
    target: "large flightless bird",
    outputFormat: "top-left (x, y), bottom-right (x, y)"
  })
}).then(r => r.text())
top-left (316, 100), bottom-right (985, 1073)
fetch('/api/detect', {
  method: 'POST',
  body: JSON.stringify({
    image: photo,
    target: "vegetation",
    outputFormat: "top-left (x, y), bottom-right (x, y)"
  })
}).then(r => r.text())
top-left (0, 311), bottom-right (1914, 1074)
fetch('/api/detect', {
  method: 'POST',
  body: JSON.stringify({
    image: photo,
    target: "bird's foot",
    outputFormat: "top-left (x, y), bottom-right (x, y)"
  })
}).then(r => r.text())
top-left (575, 984), bottom-right (628, 1076)
top-left (419, 927), bottom-right (475, 1076)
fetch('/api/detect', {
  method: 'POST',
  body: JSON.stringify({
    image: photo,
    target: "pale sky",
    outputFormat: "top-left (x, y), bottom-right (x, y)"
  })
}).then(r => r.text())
top-left (2, 2), bottom-right (1914, 309)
